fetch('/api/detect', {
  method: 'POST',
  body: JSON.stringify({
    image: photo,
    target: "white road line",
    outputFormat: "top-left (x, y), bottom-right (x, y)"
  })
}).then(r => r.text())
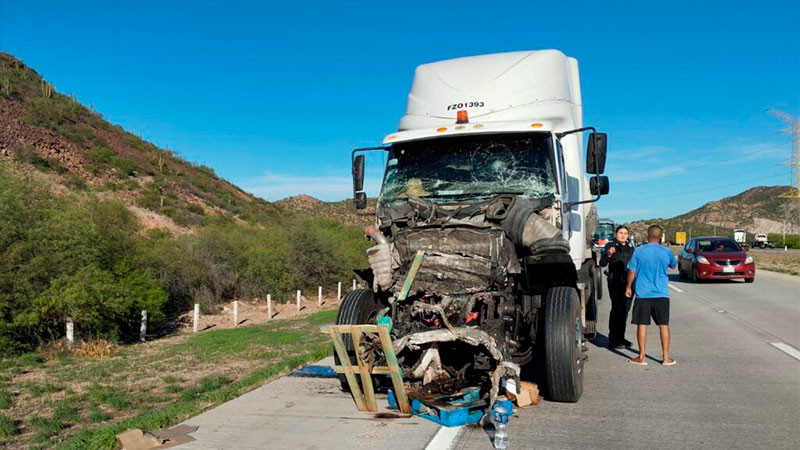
top-left (770, 342), bottom-right (800, 361)
top-left (668, 283), bottom-right (685, 293)
top-left (425, 425), bottom-right (464, 450)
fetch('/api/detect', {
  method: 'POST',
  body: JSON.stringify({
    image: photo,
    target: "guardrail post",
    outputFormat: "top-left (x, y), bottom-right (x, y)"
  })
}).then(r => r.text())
top-left (337, 282), bottom-right (342, 302)
top-left (233, 300), bottom-right (239, 327)
top-left (66, 318), bottom-right (74, 344)
top-left (140, 310), bottom-right (147, 342)
top-left (318, 286), bottom-right (322, 306)
top-left (352, 279), bottom-right (356, 290)
top-left (297, 290), bottom-right (301, 311)
top-left (193, 304), bottom-right (200, 333)
top-left (267, 294), bottom-right (272, 319)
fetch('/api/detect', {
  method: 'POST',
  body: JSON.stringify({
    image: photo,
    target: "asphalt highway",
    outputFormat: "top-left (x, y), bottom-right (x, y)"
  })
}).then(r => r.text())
top-left (178, 270), bottom-right (799, 449)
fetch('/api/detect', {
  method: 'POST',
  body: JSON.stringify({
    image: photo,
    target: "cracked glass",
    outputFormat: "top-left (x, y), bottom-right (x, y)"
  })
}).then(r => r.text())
top-left (380, 133), bottom-right (556, 206)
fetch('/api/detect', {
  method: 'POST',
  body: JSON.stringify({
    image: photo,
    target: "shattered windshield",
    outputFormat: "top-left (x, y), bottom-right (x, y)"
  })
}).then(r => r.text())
top-left (379, 133), bottom-right (556, 206)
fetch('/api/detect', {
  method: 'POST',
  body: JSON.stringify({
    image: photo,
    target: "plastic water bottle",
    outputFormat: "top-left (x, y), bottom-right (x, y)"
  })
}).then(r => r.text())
top-left (493, 404), bottom-right (509, 449)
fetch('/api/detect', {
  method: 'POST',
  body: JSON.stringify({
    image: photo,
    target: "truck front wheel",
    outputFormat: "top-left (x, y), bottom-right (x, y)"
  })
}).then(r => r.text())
top-left (544, 286), bottom-right (584, 402)
top-left (334, 288), bottom-right (381, 392)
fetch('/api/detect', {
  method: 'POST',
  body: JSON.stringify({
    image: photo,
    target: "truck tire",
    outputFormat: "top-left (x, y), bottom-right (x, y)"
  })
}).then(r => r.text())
top-left (544, 286), bottom-right (583, 402)
top-left (334, 289), bottom-right (381, 392)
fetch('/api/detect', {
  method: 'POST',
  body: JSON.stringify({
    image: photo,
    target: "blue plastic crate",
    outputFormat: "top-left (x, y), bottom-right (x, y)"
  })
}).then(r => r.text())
top-left (388, 387), bottom-right (514, 427)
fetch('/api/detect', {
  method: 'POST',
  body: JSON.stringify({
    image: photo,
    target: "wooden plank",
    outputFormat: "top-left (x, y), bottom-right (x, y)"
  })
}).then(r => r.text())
top-left (321, 324), bottom-right (381, 334)
top-left (352, 326), bottom-right (377, 412)
top-left (377, 325), bottom-right (410, 413)
top-left (397, 250), bottom-right (426, 302)
top-left (329, 330), bottom-right (367, 411)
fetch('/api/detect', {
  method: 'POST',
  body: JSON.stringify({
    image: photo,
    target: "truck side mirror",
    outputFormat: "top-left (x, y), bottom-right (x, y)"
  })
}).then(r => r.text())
top-left (352, 155), bottom-right (365, 191)
top-left (586, 132), bottom-right (607, 174)
top-left (353, 192), bottom-right (367, 210)
top-left (590, 176), bottom-right (609, 195)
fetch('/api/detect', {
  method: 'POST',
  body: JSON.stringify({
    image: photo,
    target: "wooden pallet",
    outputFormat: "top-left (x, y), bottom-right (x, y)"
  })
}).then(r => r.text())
top-left (320, 324), bottom-right (411, 414)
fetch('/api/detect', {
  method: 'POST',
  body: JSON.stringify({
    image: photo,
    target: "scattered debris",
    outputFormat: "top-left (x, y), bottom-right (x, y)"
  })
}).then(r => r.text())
top-left (116, 425), bottom-right (198, 449)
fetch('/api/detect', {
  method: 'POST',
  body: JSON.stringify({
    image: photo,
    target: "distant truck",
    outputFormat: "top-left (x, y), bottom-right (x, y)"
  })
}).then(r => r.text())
top-left (343, 50), bottom-right (610, 403)
top-left (593, 218), bottom-right (615, 250)
top-left (733, 229), bottom-right (746, 246)
top-left (752, 233), bottom-right (774, 249)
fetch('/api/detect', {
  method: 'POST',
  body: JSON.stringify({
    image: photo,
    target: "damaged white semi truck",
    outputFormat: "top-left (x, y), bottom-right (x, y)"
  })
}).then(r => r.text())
top-left (338, 50), bottom-right (609, 403)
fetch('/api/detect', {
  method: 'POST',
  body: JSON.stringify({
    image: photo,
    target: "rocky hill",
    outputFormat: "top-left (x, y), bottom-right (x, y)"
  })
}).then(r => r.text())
top-left (630, 185), bottom-right (799, 240)
top-left (276, 195), bottom-right (377, 228)
top-left (0, 52), bottom-right (280, 231)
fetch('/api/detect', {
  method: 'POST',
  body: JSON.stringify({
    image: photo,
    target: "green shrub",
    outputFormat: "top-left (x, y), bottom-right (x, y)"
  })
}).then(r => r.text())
top-left (767, 233), bottom-right (800, 249)
top-left (12, 144), bottom-right (65, 173)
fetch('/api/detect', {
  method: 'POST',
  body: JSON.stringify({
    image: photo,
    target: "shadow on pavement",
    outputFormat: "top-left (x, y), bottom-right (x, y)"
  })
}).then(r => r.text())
top-left (591, 332), bottom-right (660, 364)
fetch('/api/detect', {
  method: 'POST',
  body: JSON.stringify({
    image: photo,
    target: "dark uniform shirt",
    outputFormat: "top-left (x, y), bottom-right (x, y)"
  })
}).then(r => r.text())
top-left (600, 241), bottom-right (634, 289)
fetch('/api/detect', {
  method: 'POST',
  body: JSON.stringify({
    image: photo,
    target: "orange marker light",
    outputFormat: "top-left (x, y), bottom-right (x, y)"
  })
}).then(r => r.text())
top-left (531, 123), bottom-right (543, 128)
top-left (456, 110), bottom-right (469, 124)
top-left (436, 127), bottom-right (448, 132)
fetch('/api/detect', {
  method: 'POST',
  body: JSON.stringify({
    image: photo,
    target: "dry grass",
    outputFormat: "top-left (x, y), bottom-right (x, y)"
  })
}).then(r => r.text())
top-left (750, 249), bottom-right (800, 276)
top-left (0, 308), bottom-right (338, 449)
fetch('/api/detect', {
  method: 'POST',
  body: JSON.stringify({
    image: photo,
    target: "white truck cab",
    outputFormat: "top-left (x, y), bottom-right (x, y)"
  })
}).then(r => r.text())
top-left (343, 50), bottom-right (609, 403)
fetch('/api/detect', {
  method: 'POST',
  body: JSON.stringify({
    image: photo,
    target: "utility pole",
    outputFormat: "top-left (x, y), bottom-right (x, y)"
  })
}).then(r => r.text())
top-left (768, 109), bottom-right (800, 198)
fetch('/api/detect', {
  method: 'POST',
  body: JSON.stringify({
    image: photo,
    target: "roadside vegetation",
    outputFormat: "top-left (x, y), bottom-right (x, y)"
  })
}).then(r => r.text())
top-left (0, 308), bottom-right (336, 449)
top-left (0, 168), bottom-right (369, 356)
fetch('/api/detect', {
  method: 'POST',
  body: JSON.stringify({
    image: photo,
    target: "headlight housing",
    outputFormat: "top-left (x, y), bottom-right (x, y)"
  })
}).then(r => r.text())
top-left (696, 255), bottom-right (710, 264)
top-left (745, 256), bottom-right (754, 264)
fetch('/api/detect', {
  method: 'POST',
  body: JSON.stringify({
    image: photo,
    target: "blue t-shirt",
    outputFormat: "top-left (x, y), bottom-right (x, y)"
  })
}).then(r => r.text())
top-left (627, 243), bottom-right (677, 299)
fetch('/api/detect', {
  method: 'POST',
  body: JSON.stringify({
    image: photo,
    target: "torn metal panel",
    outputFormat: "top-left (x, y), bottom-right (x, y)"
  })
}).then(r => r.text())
top-left (393, 327), bottom-right (505, 361)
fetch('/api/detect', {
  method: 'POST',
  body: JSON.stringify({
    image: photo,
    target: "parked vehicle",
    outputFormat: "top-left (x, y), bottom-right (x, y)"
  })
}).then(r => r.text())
top-left (343, 50), bottom-right (610, 403)
top-left (678, 236), bottom-right (755, 283)
top-left (752, 233), bottom-right (774, 249)
top-left (593, 219), bottom-right (615, 250)
top-left (733, 229), bottom-right (746, 245)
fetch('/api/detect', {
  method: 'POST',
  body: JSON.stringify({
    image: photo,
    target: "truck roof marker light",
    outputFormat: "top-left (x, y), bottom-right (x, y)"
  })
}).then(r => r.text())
top-left (456, 110), bottom-right (469, 124)
top-left (436, 127), bottom-right (447, 132)
top-left (454, 125), bottom-right (466, 130)
top-left (531, 123), bottom-right (543, 128)
top-left (473, 124), bottom-right (485, 129)
top-left (386, 135), bottom-right (396, 141)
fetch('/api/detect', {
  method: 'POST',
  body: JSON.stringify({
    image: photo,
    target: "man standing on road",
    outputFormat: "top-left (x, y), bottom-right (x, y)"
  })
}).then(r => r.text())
top-left (625, 225), bottom-right (677, 366)
top-left (600, 225), bottom-right (634, 348)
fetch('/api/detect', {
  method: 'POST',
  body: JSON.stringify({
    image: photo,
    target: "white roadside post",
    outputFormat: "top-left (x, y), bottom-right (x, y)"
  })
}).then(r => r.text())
top-left (352, 279), bottom-right (356, 290)
top-left (140, 310), bottom-right (147, 342)
top-left (66, 318), bottom-right (74, 344)
top-left (233, 300), bottom-right (239, 327)
top-left (193, 303), bottom-right (200, 333)
top-left (267, 294), bottom-right (272, 319)
top-left (337, 282), bottom-right (342, 302)
top-left (318, 286), bottom-right (322, 306)
top-left (296, 290), bottom-right (301, 311)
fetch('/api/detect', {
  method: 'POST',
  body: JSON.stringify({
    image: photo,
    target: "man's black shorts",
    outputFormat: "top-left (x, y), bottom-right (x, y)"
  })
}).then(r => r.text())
top-left (631, 297), bottom-right (669, 325)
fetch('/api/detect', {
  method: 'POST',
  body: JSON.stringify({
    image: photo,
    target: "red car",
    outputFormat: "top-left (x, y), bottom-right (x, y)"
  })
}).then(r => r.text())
top-left (678, 236), bottom-right (755, 283)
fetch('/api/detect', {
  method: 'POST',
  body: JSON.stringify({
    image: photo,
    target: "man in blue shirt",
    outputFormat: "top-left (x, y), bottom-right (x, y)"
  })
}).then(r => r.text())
top-left (625, 225), bottom-right (677, 366)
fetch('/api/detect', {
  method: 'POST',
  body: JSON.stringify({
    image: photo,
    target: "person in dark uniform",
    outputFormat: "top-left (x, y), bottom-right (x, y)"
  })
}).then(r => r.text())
top-left (600, 225), bottom-right (634, 348)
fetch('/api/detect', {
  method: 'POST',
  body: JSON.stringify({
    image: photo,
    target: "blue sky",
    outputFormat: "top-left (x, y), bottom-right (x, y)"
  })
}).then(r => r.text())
top-left (1, 0), bottom-right (798, 222)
